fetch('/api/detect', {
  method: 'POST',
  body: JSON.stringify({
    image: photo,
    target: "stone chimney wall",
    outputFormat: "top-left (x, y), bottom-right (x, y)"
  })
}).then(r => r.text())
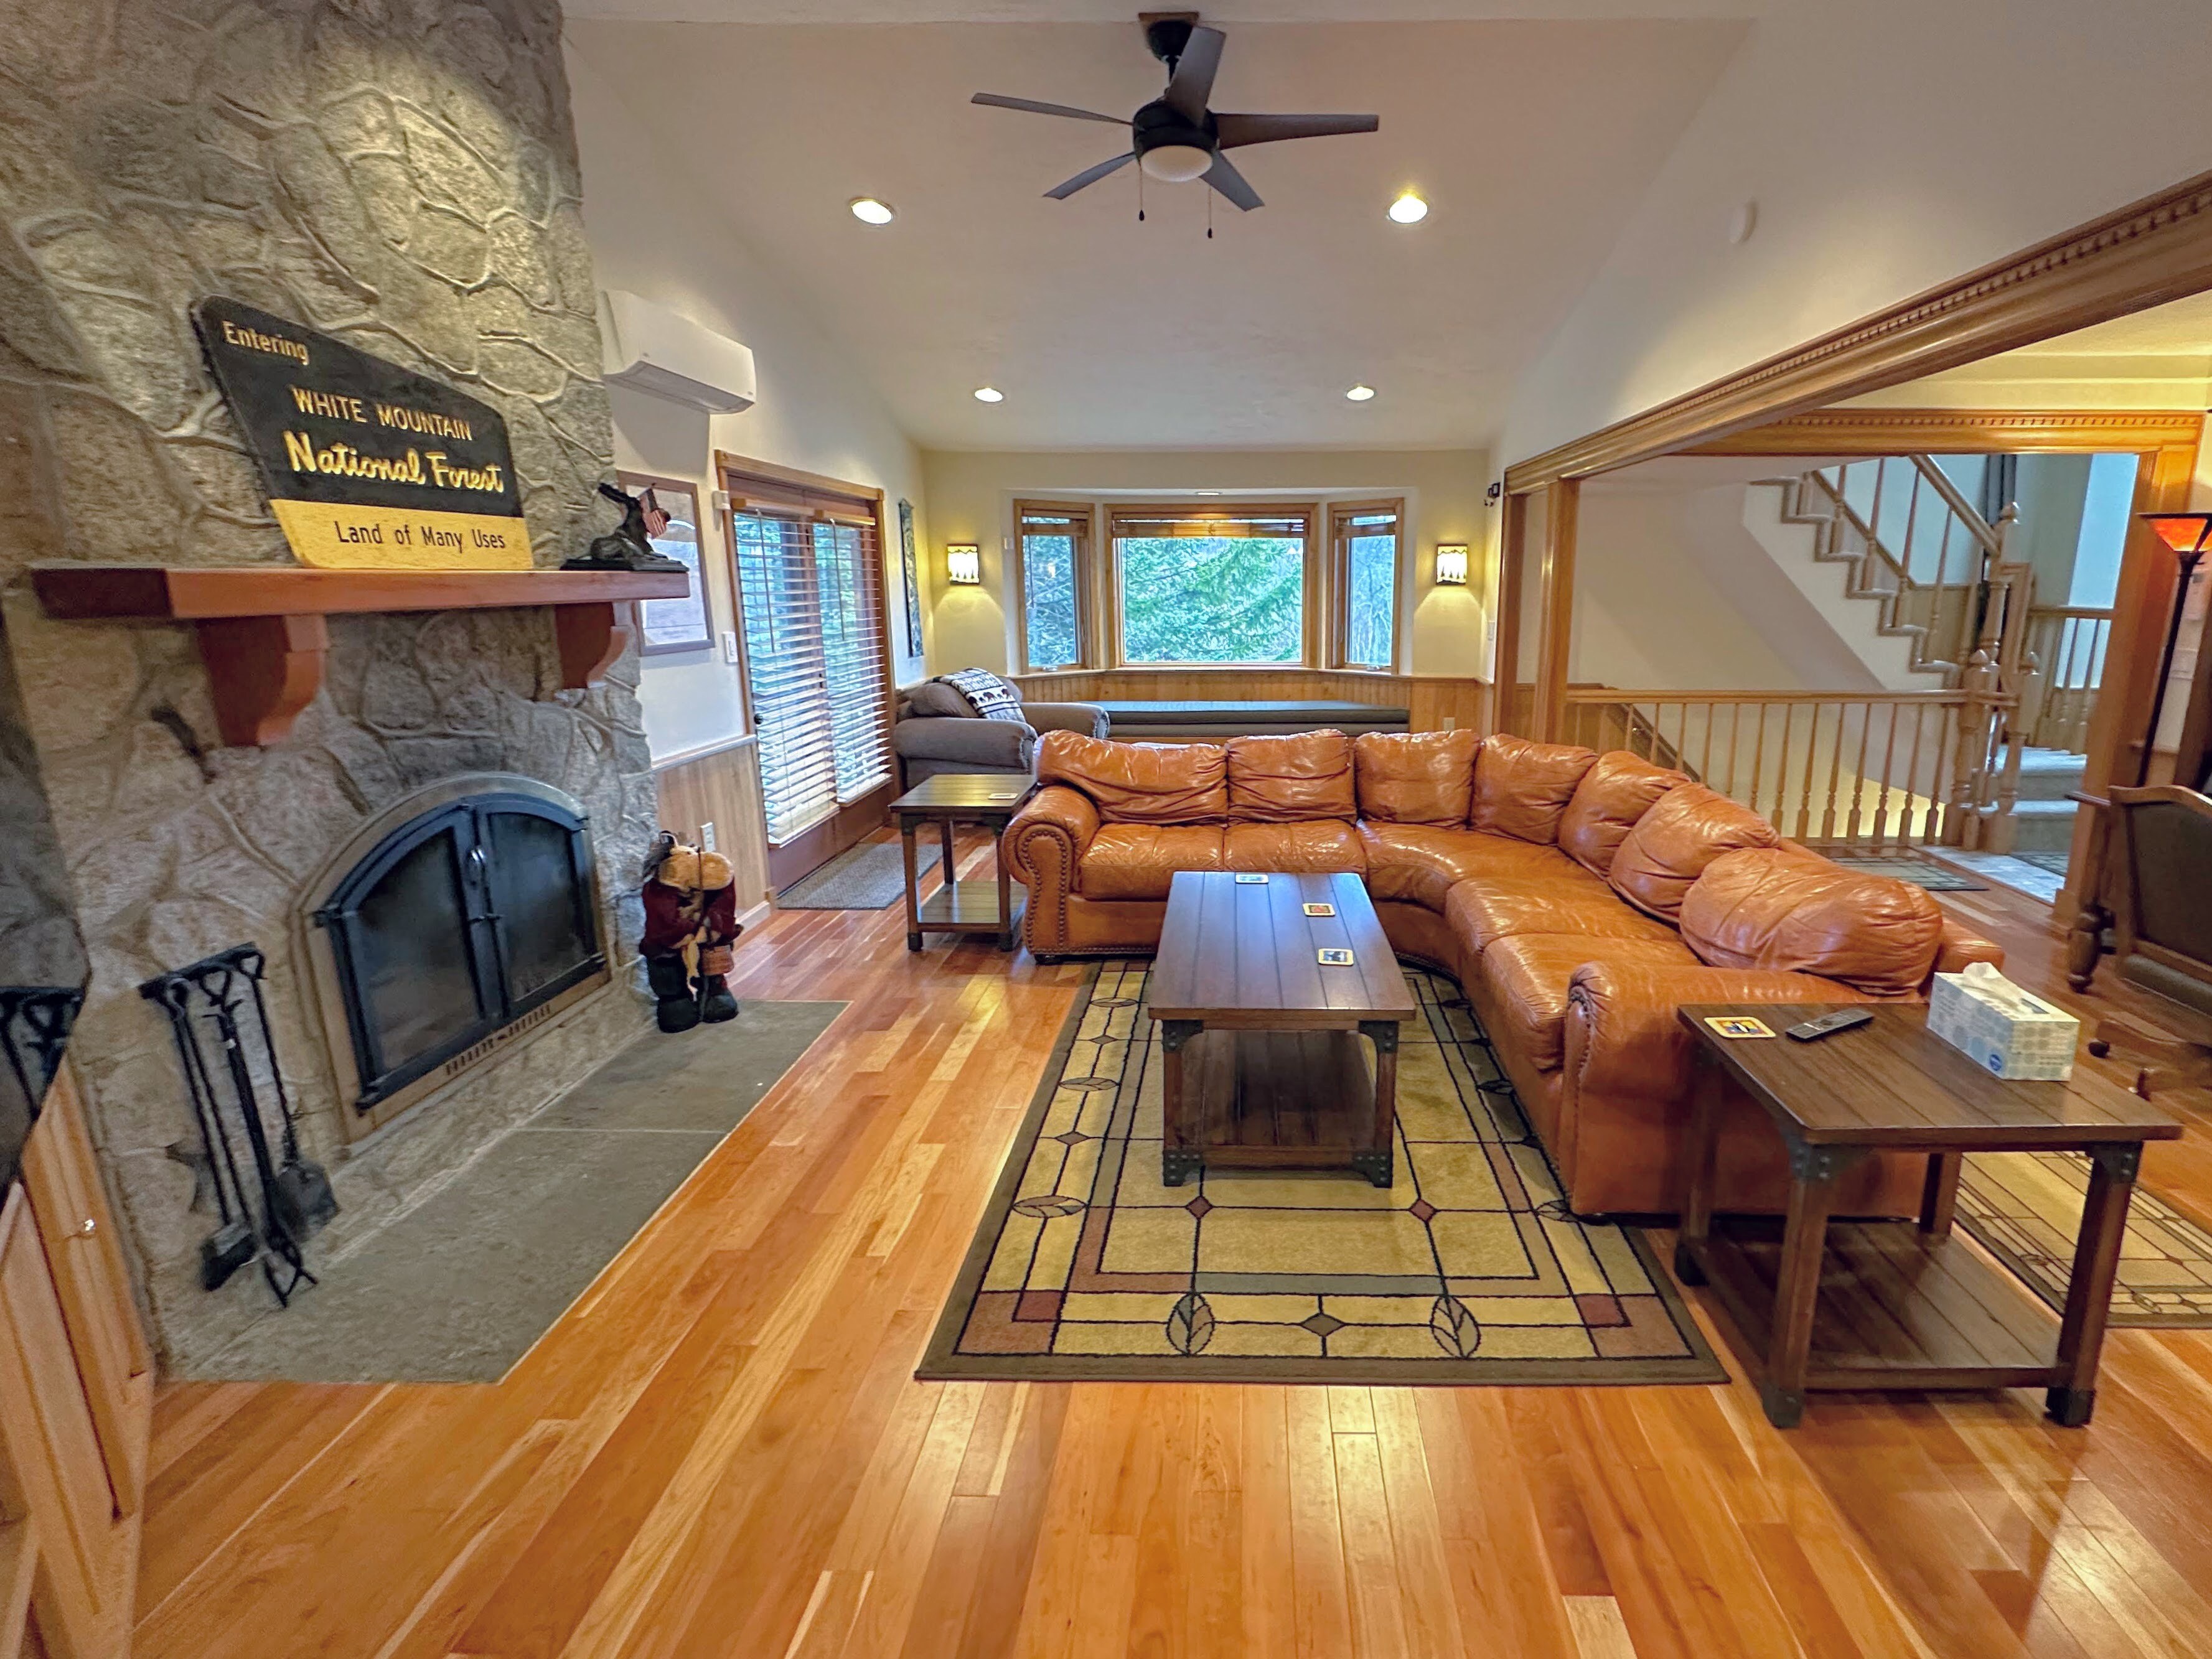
top-left (0, 0), bottom-right (657, 1365)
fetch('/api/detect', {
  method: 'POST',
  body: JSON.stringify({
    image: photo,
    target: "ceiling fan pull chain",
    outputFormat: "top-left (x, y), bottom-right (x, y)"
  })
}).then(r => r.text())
top-left (1207, 188), bottom-right (1214, 240)
top-left (1137, 166), bottom-right (1145, 223)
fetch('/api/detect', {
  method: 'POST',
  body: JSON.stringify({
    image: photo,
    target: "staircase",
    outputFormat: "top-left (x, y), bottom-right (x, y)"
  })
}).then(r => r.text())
top-left (2012, 746), bottom-right (2088, 855)
top-left (1745, 457), bottom-right (2002, 692)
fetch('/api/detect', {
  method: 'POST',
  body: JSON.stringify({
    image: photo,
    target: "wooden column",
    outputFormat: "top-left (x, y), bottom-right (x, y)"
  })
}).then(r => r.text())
top-left (1491, 492), bottom-right (1526, 734)
top-left (1530, 477), bottom-right (1579, 743)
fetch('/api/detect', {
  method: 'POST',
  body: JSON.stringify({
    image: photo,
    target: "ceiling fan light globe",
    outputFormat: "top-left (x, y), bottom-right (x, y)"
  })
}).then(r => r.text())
top-left (1140, 144), bottom-right (1214, 184)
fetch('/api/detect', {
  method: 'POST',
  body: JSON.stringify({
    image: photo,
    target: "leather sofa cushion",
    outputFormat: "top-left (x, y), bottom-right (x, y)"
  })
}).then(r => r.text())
top-left (1352, 729), bottom-right (1481, 825)
top-left (1472, 735), bottom-right (1598, 843)
top-left (1558, 751), bottom-right (1690, 876)
top-left (1078, 823), bottom-right (1226, 900)
top-left (1039, 731), bottom-right (1229, 824)
top-left (1358, 823), bottom-right (1575, 912)
top-left (1680, 847), bottom-right (1945, 996)
top-left (1228, 731), bottom-right (1356, 822)
top-left (1226, 820), bottom-right (1367, 874)
top-left (1479, 932), bottom-right (1699, 1072)
top-left (1445, 877), bottom-right (1679, 958)
top-left (1608, 783), bottom-right (1778, 920)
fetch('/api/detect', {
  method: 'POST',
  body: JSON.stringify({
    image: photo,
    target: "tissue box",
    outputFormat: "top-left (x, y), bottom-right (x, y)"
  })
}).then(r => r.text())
top-left (1928, 969), bottom-right (2079, 1081)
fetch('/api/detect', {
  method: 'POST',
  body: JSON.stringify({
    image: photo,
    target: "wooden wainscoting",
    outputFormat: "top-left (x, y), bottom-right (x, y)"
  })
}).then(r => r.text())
top-left (652, 736), bottom-right (774, 930)
top-left (1007, 670), bottom-right (1491, 733)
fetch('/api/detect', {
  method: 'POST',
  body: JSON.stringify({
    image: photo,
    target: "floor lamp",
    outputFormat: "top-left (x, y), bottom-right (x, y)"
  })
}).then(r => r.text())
top-left (2136, 513), bottom-right (2212, 786)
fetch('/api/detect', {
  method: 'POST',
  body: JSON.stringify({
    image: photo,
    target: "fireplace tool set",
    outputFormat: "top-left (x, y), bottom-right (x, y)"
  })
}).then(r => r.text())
top-left (141, 944), bottom-right (335, 1306)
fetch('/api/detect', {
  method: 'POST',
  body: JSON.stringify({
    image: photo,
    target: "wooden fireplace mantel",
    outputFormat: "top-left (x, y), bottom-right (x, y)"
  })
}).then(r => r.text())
top-left (32, 565), bottom-right (690, 749)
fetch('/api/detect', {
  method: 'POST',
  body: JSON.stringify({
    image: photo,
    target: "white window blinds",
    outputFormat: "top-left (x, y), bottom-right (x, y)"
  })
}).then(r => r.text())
top-left (730, 492), bottom-right (893, 845)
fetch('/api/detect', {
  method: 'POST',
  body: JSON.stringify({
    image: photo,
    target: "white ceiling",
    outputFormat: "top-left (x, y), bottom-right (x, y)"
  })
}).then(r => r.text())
top-left (566, 14), bottom-right (1747, 449)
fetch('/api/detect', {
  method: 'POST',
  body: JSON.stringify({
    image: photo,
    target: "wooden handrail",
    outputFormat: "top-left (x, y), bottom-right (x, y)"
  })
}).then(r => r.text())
top-left (1907, 455), bottom-right (2004, 554)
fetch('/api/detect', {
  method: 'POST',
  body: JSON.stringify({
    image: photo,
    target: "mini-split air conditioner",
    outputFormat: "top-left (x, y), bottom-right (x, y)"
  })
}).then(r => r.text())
top-left (598, 289), bottom-right (757, 413)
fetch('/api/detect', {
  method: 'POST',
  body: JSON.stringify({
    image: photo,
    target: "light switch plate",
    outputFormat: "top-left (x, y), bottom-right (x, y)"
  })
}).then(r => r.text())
top-left (700, 821), bottom-right (716, 851)
top-left (720, 630), bottom-right (739, 665)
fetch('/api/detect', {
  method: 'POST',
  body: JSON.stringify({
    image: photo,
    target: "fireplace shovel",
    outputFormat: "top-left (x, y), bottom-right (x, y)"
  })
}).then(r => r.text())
top-left (232, 952), bottom-right (339, 1238)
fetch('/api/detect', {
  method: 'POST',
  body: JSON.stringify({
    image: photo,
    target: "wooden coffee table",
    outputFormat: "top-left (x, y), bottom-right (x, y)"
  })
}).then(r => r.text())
top-left (1675, 1002), bottom-right (2183, 1429)
top-left (891, 773), bottom-right (1033, 952)
top-left (1148, 871), bottom-right (1417, 1189)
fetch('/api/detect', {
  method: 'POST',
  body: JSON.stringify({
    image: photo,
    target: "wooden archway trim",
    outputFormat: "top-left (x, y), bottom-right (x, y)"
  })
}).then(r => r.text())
top-left (1684, 408), bottom-right (2208, 457)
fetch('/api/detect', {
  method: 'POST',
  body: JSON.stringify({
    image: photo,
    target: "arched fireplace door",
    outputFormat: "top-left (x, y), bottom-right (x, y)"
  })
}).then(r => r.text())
top-left (299, 775), bottom-right (609, 1137)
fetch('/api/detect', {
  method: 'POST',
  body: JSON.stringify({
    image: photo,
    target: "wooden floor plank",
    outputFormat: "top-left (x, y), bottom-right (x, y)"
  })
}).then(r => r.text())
top-left (122, 856), bottom-right (2212, 1659)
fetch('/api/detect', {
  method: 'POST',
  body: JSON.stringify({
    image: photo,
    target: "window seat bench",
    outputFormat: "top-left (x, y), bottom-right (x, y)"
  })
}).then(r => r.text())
top-left (1097, 700), bottom-right (1410, 741)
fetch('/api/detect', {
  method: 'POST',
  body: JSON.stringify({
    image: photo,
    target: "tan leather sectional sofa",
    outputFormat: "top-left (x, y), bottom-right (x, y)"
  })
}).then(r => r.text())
top-left (1004, 729), bottom-right (2007, 1217)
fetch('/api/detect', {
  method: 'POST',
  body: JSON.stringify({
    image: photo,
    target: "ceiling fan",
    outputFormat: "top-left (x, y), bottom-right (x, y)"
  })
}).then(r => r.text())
top-left (972, 12), bottom-right (1379, 212)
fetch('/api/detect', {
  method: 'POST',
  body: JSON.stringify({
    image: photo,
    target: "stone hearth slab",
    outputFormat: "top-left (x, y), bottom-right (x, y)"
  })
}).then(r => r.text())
top-left (184, 999), bottom-right (845, 1383)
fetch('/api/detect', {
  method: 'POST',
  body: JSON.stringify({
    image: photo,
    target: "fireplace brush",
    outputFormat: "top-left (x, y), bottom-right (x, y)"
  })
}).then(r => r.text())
top-left (141, 944), bottom-right (329, 1306)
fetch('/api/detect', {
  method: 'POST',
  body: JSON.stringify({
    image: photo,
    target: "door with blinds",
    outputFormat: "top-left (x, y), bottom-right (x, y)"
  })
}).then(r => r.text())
top-left (722, 463), bottom-right (896, 889)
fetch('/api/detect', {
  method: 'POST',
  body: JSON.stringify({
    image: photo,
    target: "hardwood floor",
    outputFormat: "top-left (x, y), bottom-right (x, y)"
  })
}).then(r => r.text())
top-left (133, 841), bottom-right (2212, 1658)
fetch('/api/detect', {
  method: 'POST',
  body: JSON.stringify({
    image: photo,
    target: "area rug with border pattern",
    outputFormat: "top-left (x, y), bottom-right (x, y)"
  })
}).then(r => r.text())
top-left (1956, 1151), bottom-right (2212, 1328)
top-left (921, 960), bottom-right (1725, 1384)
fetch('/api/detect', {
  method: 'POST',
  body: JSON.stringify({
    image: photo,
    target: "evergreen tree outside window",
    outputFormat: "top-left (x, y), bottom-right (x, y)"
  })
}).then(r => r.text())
top-left (1015, 502), bottom-right (1091, 671)
top-left (1329, 502), bottom-right (1402, 671)
top-left (1110, 507), bottom-right (1311, 665)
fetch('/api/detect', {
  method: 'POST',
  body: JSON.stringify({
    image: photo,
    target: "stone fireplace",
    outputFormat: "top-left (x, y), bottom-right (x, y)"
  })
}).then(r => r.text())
top-left (298, 773), bottom-right (608, 1140)
top-left (0, 0), bottom-right (663, 1363)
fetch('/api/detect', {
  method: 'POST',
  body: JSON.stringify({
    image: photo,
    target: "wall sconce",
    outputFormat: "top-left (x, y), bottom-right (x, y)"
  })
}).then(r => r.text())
top-left (1434, 544), bottom-right (1469, 586)
top-left (945, 543), bottom-right (981, 585)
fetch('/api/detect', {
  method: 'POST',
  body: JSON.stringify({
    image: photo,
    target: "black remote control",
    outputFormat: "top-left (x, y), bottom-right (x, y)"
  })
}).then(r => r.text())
top-left (1785, 1008), bottom-right (1875, 1042)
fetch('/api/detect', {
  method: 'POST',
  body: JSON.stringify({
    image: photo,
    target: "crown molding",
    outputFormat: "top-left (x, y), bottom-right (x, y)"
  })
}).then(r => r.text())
top-left (1685, 407), bottom-right (2207, 456)
top-left (1504, 167), bottom-right (2212, 492)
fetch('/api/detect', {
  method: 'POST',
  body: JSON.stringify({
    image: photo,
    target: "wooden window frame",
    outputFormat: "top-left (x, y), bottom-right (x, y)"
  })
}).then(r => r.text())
top-left (1010, 498), bottom-right (1099, 673)
top-left (713, 452), bottom-right (896, 890)
top-left (1323, 497), bottom-right (1407, 675)
top-left (1101, 500), bottom-right (1322, 670)
top-left (619, 470), bottom-right (715, 657)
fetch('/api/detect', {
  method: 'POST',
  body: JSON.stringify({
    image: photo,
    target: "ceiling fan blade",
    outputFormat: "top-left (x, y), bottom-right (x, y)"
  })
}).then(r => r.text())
top-left (1163, 25), bottom-right (1226, 122)
top-left (1214, 112), bottom-right (1380, 149)
top-left (1044, 152), bottom-right (1136, 199)
top-left (1201, 152), bottom-right (1262, 212)
top-left (972, 92), bottom-right (1127, 126)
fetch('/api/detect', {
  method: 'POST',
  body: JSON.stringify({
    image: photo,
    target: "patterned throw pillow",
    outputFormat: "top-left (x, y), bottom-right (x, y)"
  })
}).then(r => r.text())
top-left (940, 668), bottom-right (1026, 722)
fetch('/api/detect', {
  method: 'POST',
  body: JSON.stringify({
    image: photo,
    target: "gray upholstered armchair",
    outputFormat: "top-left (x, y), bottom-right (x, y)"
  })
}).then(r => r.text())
top-left (893, 678), bottom-right (1108, 785)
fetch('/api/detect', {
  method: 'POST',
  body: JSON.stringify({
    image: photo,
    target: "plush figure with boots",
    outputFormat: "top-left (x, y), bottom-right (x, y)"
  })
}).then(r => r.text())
top-left (640, 831), bottom-right (742, 1032)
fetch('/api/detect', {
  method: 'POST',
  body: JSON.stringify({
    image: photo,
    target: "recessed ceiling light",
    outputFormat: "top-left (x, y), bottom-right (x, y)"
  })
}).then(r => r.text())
top-left (850, 197), bottom-right (895, 225)
top-left (1387, 190), bottom-right (1428, 225)
top-left (973, 386), bottom-right (1005, 403)
top-left (1345, 384), bottom-right (1376, 402)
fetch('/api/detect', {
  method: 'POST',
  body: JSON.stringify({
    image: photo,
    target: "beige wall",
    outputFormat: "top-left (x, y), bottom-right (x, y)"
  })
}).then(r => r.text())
top-left (919, 449), bottom-right (1491, 680)
top-left (568, 49), bottom-right (929, 764)
top-left (1499, 0), bottom-right (2212, 473)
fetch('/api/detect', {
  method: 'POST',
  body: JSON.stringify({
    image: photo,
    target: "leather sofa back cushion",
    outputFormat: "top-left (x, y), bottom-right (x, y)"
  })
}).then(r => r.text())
top-left (1607, 783), bottom-right (1778, 918)
top-left (1681, 848), bottom-right (1944, 996)
top-left (1038, 731), bottom-right (1229, 823)
top-left (1558, 751), bottom-right (1691, 876)
top-left (1471, 735), bottom-right (1598, 843)
top-left (1227, 731), bottom-right (1356, 822)
top-left (1352, 729), bottom-right (1481, 825)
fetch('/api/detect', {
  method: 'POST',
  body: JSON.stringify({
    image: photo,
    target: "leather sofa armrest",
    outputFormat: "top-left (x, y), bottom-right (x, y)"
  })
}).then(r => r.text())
top-left (1933, 918), bottom-right (2005, 978)
top-left (1005, 785), bottom-right (1100, 886)
top-left (1567, 961), bottom-right (1875, 1101)
top-left (893, 714), bottom-right (1036, 770)
top-left (1021, 701), bottom-right (1112, 740)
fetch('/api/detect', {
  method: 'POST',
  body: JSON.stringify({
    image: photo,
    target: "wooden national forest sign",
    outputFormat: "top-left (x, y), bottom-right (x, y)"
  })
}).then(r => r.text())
top-left (192, 297), bottom-right (531, 571)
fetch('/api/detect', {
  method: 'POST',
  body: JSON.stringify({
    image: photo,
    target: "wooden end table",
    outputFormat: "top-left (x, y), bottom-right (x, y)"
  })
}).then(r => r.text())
top-left (890, 773), bottom-right (1033, 952)
top-left (1148, 871), bottom-right (1417, 1189)
top-left (1675, 1003), bottom-right (2182, 1429)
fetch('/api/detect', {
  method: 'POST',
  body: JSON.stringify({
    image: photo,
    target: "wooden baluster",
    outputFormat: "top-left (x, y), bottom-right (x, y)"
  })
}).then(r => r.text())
top-left (1845, 699), bottom-right (1874, 846)
top-left (1750, 702), bottom-right (1769, 827)
top-left (1874, 700), bottom-right (1901, 848)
